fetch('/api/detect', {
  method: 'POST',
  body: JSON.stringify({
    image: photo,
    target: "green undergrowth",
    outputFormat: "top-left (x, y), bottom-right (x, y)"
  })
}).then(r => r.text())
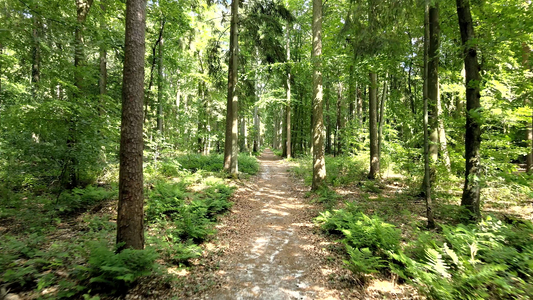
top-left (316, 204), bottom-right (533, 299)
top-left (290, 154), bottom-right (367, 187)
top-left (145, 180), bottom-right (235, 263)
top-left (171, 153), bottom-right (259, 176)
top-left (0, 154), bottom-right (237, 299)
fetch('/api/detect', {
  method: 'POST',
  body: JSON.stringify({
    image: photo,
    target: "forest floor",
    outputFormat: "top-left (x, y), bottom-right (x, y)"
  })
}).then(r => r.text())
top-left (170, 149), bottom-right (418, 299)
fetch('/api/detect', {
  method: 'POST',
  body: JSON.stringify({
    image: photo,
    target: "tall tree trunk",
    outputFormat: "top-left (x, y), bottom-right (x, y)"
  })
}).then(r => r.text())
top-left (423, 36), bottom-right (435, 229)
top-left (157, 24), bottom-right (164, 134)
top-left (99, 3), bottom-right (107, 99)
top-left (31, 14), bottom-right (41, 95)
top-left (349, 65), bottom-right (355, 121)
top-left (326, 89), bottom-right (331, 154)
top-left (273, 111), bottom-right (279, 149)
top-left (438, 94), bottom-right (451, 170)
top-left (368, 72), bottom-right (379, 179)
top-left (145, 20), bottom-right (165, 123)
top-left (457, 0), bottom-right (482, 221)
top-left (356, 86), bottom-right (362, 127)
top-left (253, 105), bottom-right (260, 152)
top-left (428, 3), bottom-right (440, 181)
top-left (311, 0), bottom-right (326, 190)
top-left (523, 43), bottom-right (532, 173)
top-left (378, 77), bottom-right (387, 161)
top-left (117, 0), bottom-right (146, 251)
top-left (197, 83), bottom-right (205, 153)
top-left (224, 0), bottom-right (239, 177)
top-left (286, 24), bottom-right (292, 158)
top-left (66, 0), bottom-right (93, 188)
top-left (336, 83), bottom-right (344, 156)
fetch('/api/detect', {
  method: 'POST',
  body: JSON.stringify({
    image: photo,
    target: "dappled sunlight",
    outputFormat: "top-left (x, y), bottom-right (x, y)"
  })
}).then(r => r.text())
top-left (260, 207), bottom-right (290, 216)
top-left (167, 267), bottom-right (189, 277)
top-left (250, 236), bottom-right (269, 257)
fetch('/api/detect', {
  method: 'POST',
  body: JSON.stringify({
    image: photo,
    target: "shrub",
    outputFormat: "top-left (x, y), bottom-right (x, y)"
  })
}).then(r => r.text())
top-left (83, 242), bottom-right (157, 291)
top-left (392, 217), bottom-right (533, 300)
top-left (316, 206), bottom-right (401, 274)
top-left (53, 186), bottom-right (116, 213)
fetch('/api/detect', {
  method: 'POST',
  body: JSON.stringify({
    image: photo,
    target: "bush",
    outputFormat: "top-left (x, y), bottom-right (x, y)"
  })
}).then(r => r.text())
top-left (83, 242), bottom-right (157, 291)
top-left (316, 206), bottom-right (401, 273)
top-left (146, 181), bottom-right (234, 262)
top-left (174, 153), bottom-right (259, 175)
top-left (290, 155), bottom-right (367, 187)
top-left (53, 185), bottom-right (116, 213)
top-left (392, 217), bottom-right (533, 300)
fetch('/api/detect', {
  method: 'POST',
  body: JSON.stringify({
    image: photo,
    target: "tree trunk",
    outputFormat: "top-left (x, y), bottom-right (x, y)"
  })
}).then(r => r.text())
top-left (286, 24), bottom-right (292, 158)
top-left (224, 0), bottom-right (239, 177)
top-left (523, 43), bottom-right (532, 173)
top-left (326, 89), bottom-right (331, 154)
top-left (253, 105), bottom-right (260, 152)
top-left (311, 0), bottom-right (326, 190)
top-left (378, 77), bottom-right (387, 162)
top-left (356, 86), bottom-right (362, 127)
top-left (117, 0), bottom-right (146, 251)
top-left (336, 83), bottom-right (344, 156)
top-left (438, 93), bottom-right (451, 171)
top-left (157, 23), bottom-right (164, 134)
top-left (145, 19), bottom-right (165, 123)
top-left (428, 3), bottom-right (440, 181)
top-left (457, 0), bottom-right (482, 221)
top-left (31, 14), bottom-right (41, 95)
top-left (99, 3), bottom-right (107, 99)
top-left (349, 65), bottom-right (355, 121)
top-left (66, 0), bottom-right (93, 188)
top-left (273, 111), bottom-right (279, 149)
top-left (239, 115), bottom-right (246, 152)
top-left (423, 34), bottom-right (435, 229)
top-left (368, 72), bottom-right (379, 179)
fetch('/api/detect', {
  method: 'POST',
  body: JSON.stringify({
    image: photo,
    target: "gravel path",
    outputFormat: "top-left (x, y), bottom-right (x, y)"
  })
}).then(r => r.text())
top-left (194, 149), bottom-right (341, 300)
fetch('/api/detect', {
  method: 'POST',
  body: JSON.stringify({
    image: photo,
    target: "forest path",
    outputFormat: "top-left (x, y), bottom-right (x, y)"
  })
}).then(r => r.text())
top-left (193, 149), bottom-right (341, 300)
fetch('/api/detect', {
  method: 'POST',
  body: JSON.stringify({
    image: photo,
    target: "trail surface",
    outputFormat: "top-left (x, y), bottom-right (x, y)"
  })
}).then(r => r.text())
top-left (195, 149), bottom-right (341, 299)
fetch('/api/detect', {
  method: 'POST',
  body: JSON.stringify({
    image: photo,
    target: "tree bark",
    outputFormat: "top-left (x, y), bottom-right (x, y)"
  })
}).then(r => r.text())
top-left (286, 24), bottom-right (292, 158)
top-left (224, 0), bottom-right (239, 177)
top-left (368, 72), bottom-right (379, 179)
top-left (438, 93), bottom-right (451, 170)
top-left (377, 77), bottom-right (387, 161)
top-left (254, 105), bottom-right (261, 152)
top-left (117, 0), bottom-right (146, 251)
top-left (99, 3), bottom-right (107, 98)
top-left (356, 86), bottom-right (362, 127)
top-left (457, 0), bottom-right (482, 221)
top-left (157, 24), bottom-right (164, 134)
top-left (31, 14), bottom-right (41, 94)
top-left (311, 0), bottom-right (326, 190)
top-left (523, 43), bottom-right (532, 173)
top-left (423, 33), bottom-right (435, 229)
top-left (326, 88), bottom-right (331, 155)
top-left (336, 83), bottom-right (344, 156)
top-left (428, 3), bottom-right (440, 181)
top-left (349, 64), bottom-right (355, 121)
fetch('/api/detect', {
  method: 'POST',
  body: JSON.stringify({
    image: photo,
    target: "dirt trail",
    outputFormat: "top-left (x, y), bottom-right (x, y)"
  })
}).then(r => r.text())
top-left (195, 149), bottom-right (341, 300)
